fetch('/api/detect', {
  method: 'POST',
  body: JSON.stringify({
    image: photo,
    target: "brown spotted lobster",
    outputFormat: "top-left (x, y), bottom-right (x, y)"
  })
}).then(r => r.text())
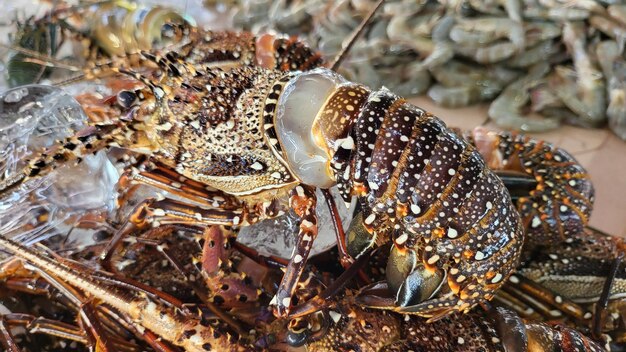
top-left (0, 0), bottom-right (596, 340)
top-left (1, 53), bottom-right (527, 321)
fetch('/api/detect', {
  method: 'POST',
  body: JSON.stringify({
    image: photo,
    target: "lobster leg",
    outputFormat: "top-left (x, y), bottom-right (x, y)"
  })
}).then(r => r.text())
top-left (320, 188), bottom-right (353, 268)
top-left (0, 236), bottom-right (251, 351)
top-left (118, 162), bottom-right (241, 210)
top-left (0, 313), bottom-right (90, 352)
top-left (232, 241), bottom-right (290, 269)
top-left (499, 274), bottom-right (591, 325)
top-left (102, 196), bottom-right (247, 266)
top-left (78, 302), bottom-right (120, 352)
top-left (288, 249), bottom-right (372, 318)
top-left (494, 170), bottom-right (538, 202)
top-left (593, 252), bottom-right (624, 340)
top-left (130, 232), bottom-right (248, 333)
top-left (105, 164), bottom-right (246, 267)
top-left (197, 226), bottom-right (263, 310)
top-left (272, 185), bottom-right (319, 318)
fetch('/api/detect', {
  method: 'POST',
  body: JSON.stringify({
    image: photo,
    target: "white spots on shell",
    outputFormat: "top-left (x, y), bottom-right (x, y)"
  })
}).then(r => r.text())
top-left (475, 251), bottom-right (485, 260)
top-left (448, 168), bottom-right (456, 176)
top-left (156, 122), bottom-right (173, 131)
top-left (396, 233), bottom-right (408, 245)
top-left (251, 162), bottom-right (264, 170)
top-left (293, 254), bottom-right (303, 263)
top-left (338, 136), bottom-right (355, 150)
top-left (411, 204), bottom-right (421, 215)
top-left (427, 255), bottom-right (440, 265)
top-left (447, 228), bottom-right (458, 239)
top-left (491, 273), bottom-right (503, 284)
top-left (153, 87), bottom-right (165, 99)
top-left (364, 213), bottom-right (376, 225)
top-left (531, 216), bottom-right (542, 228)
top-left (329, 311), bottom-right (342, 323)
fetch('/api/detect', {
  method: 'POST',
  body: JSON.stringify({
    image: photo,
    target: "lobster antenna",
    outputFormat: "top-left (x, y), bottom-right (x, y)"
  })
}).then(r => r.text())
top-left (329, 0), bottom-right (385, 72)
top-left (52, 72), bottom-right (90, 86)
top-left (0, 43), bottom-right (83, 72)
top-left (113, 67), bottom-right (169, 100)
top-left (592, 252), bottom-right (624, 340)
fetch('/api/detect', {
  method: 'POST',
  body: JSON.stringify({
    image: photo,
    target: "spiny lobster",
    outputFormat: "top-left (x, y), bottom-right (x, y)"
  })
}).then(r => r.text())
top-left (0, 0), bottom-right (594, 328)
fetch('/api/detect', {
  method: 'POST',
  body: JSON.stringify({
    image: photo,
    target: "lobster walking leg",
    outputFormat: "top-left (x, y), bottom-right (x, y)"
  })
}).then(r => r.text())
top-left (320, 188), bottom-right (353, 268)
top-left (273, 185), bottom-right (318, 317)
top-left (593, 252), bottom-right (624, 340)
top-left (499, 274), bottom-right (591, 324)
top-left (78, 302), bottom-right (120, 352)
top-left (124, 232), bottom-right (247, 333)
top-left (118, 163), bottom-right (242, 210)
top-left (0, 313), bottom-right (89, 352)
top-left (0, 236), bottom-right (254, 351)
top-left (102, 196), bottom-right (247, 265)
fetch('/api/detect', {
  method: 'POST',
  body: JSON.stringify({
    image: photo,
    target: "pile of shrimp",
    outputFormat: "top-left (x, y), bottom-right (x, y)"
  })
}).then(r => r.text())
top-left (228, 0), bottom-right (626, 138)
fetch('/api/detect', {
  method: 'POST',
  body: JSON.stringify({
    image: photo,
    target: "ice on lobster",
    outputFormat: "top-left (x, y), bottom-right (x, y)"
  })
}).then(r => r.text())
top-left (0, 85), bottom-right (118, 247)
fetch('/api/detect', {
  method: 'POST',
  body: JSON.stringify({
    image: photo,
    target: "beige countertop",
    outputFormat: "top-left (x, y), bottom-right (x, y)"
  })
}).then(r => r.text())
top-left (407, 96), bottom-right (626, 238)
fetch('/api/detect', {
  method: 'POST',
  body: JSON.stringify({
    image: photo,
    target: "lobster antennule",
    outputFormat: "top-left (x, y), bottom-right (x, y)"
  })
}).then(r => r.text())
top-left (329, 0), bottom-right (385, 71)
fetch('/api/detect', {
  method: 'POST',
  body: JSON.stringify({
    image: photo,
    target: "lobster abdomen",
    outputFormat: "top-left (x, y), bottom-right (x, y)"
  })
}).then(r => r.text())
top-left (293, 76), bottom-right (526, 316)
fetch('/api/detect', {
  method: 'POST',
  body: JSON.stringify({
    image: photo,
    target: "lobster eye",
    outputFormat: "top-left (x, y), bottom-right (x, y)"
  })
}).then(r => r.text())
top-left (161, 23), bottom-right (177, 39)
top-left (160, 22), bottom-right (186, 44)
top-left (117, 90), bottom-right (137, 109)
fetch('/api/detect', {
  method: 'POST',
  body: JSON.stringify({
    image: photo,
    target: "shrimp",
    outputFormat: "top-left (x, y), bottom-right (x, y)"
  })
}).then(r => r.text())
top-left (488, 62), bottom-right (563, 132)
